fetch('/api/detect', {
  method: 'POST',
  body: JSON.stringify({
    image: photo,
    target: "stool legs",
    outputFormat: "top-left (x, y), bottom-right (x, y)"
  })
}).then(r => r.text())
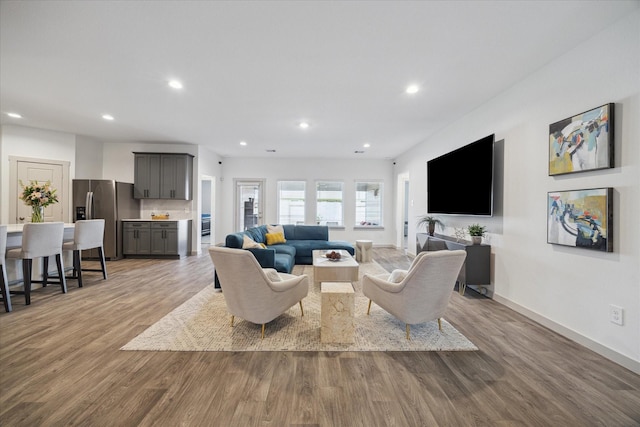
top-left (23, 259), bottom-right (32, 305)
top-left (0, 263), bottom-right (12, 312)
top-left (98, 247), bottom-right (107, 280)
top-left (35, 256), bottom-right (67, 298)
top-left (73, 250), bottom-right (83, 287)
top-left (55, 255), bottom-right (67, 294)
top-left (69, 248), bottom-right (107, 285)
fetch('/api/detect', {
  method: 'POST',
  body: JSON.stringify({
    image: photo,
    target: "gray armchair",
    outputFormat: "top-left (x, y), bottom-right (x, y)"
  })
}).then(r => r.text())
top-left (363, 249), bottom-right (467, 339)
top-left (208, 246), bottom-right (309, 339)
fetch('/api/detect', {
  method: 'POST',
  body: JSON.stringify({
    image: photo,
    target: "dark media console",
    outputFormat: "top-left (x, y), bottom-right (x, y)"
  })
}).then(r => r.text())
top-left (416, 233), bottom-right (491, 296)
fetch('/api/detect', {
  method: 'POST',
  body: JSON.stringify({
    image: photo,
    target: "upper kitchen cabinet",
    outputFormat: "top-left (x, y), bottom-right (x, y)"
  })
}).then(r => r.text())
top-left (134, 153), bottom-right (161, 199)
top-left (133, 152), bottom-right (194, 200)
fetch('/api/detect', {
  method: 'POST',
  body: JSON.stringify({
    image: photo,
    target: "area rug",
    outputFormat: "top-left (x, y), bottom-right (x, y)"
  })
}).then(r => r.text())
top-left (121, 261), bottom-right (478, 352)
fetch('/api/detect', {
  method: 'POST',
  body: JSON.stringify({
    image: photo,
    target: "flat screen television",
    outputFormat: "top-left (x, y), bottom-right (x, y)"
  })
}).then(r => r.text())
top-left (427, 134), bottom-right (495, 216)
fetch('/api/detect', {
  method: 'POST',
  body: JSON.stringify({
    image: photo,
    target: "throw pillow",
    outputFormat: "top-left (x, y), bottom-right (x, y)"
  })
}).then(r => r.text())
top-left (242, 235), bottom-right (265, 249)
top-left (265, 232), bottom-right (286, 245)
top-left (267, 224), bottom-right (285, 235)
top-left (263, 268), bottom-right (283, 282)
top-left (388, 269), bottom-right (408, 283)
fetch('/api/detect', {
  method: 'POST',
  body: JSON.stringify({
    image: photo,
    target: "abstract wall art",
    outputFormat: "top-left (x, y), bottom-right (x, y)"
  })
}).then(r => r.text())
top-left (549, 103), bottom-right (614, 176)
top-left (547, 188), bottom-right (613, 252)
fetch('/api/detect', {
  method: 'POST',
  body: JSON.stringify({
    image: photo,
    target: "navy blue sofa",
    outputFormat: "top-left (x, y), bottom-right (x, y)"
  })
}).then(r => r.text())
top-left (214, 224), bottom-right (355, 289)
top-left (225, 224), bottom-right (355, 273)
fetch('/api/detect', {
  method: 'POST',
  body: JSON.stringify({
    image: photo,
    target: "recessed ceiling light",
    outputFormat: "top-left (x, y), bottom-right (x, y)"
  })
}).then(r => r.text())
top-left (299, 121), bottom-right (310, 129)
top-left (240, 141), bottom-right (247, 146)
top-left (168, 80), bottom-right (183, 89)
top-left (102, 114), bottom-right (114, 121)
top-left (405, 84), bottom-right (419, 94)
top-left (363, 143), bottom-right (371, 148)
top-left (6, 112), bottom-right (22, 119)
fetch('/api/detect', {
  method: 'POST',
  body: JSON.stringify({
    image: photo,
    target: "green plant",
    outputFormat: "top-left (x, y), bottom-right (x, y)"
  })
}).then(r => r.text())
top-left (417, 215), bottom-right (444, 229)
top-left (467, 223), bottom-right (486, 237)
top-left (417, 215), bottom-right (444, 236)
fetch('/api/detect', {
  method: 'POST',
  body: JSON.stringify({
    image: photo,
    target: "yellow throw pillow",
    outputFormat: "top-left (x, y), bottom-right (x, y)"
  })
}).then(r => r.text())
top-left (265, 232), bottom-right (286, 245)
top-left (242, 235), bottom-right (265, 249)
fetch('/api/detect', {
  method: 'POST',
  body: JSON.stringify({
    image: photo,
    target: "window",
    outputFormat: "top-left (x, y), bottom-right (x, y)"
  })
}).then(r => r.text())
top-left (355, 181), bottom-right (383, 226)
top-left (316, 181), bottom-right (343, 226)
top-left (277, 181), bottom-right (305, 224)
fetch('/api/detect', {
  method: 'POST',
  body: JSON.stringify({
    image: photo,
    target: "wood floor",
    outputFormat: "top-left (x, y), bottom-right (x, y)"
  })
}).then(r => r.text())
top-left (1, 247), bottom-right (639, 426)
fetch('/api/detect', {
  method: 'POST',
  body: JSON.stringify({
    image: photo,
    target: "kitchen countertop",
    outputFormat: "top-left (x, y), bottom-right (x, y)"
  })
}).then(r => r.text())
top-left (121, 218), bottom-right (191, 222)
top-left (5, 223), bottom-right (75, 234)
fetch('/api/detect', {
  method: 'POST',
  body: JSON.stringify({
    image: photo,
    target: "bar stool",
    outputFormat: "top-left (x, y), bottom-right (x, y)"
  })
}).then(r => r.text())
top-left (6, 222), bottom-right (67, 305)
top-left (0, 225), bottom-right (12, 312)
top-left (61, 219), bottom-right (107, 287)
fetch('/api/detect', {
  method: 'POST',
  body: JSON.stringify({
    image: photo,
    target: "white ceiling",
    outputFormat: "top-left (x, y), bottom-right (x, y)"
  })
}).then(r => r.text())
top-left (1, 1), bottom-right (638, 159)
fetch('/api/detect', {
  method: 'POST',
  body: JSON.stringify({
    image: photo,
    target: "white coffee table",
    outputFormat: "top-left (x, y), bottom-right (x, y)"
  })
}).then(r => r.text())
top-left (312, 249), bottom-right (359, 286)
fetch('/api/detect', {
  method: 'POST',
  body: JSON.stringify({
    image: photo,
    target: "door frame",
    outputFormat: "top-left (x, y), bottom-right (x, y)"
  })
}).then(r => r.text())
top-left (9, 156), bottom-right (71, 223)
top-left (233, 179), bottom-right (265, 231)
top-left (397, 172), bottom-right (410, 252)
top-left (200, 174), bottom-right (216, 248)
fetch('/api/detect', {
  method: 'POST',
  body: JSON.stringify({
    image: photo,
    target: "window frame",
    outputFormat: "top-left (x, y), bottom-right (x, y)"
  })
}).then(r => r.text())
top-left (354, 180), bottom-right (384, 228)
top-left (277, 180), bottom-right (306, 225)
top-left (315, 180), bottom-right (344, 227)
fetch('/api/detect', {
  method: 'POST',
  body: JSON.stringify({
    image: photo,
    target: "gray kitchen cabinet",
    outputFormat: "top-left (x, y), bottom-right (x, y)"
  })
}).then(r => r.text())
top-left (133, 153), bottom-right (161, 199)
top-left (416, 233), bottom-right (491, 296)
top-left (133, 152), bottom-right (194, 200)
top-left (123, 220), bottom-right (189, 258)
top-left (150, 221), bottom-right (187, 256)
top-left (160, 153), bottom-right (193, 199)
top-left (123, 222), bottom-right (152, 255)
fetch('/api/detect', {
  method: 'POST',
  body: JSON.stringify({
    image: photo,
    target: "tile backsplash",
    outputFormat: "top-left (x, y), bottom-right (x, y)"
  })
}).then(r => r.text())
top-left (140, 199), bottom-right (194, 220)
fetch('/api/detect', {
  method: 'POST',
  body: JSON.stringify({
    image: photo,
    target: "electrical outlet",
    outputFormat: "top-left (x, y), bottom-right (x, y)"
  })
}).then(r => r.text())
top-left (609, 305), bottom-right (623, 326)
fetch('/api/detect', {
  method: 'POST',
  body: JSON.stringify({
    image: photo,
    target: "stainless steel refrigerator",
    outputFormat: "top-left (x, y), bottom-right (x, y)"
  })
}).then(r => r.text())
top-left (72, 180), bottom-right (140, 260)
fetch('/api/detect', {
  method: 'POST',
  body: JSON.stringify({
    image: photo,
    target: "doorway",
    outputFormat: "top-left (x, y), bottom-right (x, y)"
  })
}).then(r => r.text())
top-left (234, 179), bottom-right (264, 231)
top-left (10, 156), bottom-right (70, 223)
top-left (200, 175), bottom-right (215, 248)
top-left (398, 173), bottom-right (410, 252)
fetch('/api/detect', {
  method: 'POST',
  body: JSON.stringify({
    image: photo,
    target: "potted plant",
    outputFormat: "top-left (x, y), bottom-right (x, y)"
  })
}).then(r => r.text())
top-left (467, 223), bottom-right (487, 245)
top-left (417, 215), bottom-right (444, 236)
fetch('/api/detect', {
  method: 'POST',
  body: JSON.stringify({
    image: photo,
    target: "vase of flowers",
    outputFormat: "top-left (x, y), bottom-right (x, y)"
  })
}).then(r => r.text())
top-left (19, 180), bottom-right (59, 223)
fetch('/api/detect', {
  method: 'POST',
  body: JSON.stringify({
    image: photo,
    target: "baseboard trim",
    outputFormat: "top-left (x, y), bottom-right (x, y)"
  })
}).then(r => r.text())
top-left (493, 294), bottom-right (640, 375)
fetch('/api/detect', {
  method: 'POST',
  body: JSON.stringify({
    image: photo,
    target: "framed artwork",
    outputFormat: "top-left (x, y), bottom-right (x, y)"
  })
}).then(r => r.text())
top-left (548, 103), bottom-right (614, 176)
top-left (547, 187), bottom-right (613, 252)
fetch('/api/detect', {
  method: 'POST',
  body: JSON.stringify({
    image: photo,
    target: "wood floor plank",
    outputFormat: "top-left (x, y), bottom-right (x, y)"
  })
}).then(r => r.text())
top-left (1, 247), bottom-right (639, 426)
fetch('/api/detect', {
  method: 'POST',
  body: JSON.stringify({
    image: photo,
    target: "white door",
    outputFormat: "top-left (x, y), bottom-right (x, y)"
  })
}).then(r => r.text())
top-left (235, 180), bottom-right (264, 231)
top-left (15, 160), bottom-right (65, 223)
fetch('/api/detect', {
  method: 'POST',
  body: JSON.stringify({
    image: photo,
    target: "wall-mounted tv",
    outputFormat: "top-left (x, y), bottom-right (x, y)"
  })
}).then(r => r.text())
top-left (427, 134), bottom-right (495, 216)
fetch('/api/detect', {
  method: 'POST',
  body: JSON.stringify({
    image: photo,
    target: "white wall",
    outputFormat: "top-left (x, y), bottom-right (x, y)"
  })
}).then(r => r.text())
top-left (195, 145), bottom-right (222, 251)
top-left (75, 135), bottom-right (104, 179)
top-left (0, 125), bottom-right (76, 223)
top-left (395, 10), bottom-right (640, 373)
top-left (218, 157), bottom-right (395, 247)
